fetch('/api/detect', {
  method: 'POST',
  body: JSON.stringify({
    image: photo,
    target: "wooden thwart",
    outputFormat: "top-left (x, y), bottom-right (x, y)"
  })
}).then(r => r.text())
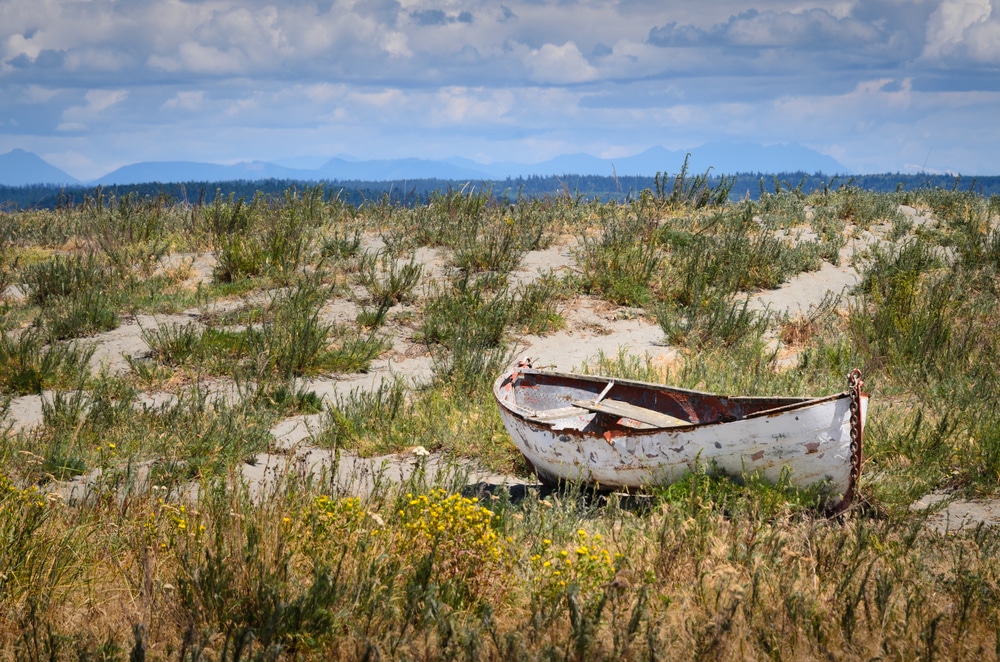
top-left (527, 406), bottom-right (590, 422)
top-left (571, 398), bottom-right (690, 429)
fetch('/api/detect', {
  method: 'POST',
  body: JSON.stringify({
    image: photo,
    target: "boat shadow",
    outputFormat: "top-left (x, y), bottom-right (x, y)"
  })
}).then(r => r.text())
top-left (463, 480), bottom-right (658, 513)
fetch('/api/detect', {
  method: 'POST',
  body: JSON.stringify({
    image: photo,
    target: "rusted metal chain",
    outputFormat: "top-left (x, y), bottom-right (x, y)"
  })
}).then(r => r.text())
top-left (848, 368), bottom-right (864, 484)
top-left (836, 368), bottom-right (865, 514)
top-left (829, 369), bottom-right (865, 515)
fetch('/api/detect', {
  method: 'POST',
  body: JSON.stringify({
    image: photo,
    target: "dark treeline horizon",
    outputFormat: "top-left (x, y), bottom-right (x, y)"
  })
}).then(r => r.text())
top-left (2, 171), bottom-right (999, 211)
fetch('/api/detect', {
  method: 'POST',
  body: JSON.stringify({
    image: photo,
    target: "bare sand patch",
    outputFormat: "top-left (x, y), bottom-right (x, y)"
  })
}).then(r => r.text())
top-left (20, 211), bottom-right (1000, 532)
top-left (913, 491), bottom-right (1000, 533)
top-left (85, 312), bottom-right (196, 375)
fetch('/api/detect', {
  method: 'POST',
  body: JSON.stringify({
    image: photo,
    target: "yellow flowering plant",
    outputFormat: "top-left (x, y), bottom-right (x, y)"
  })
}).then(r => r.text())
top-left (529, 529), bottom-right (618, 604)
top-left (0, 474), bottom-right (70, 605)
top-left (159, 500), bottom-right (206, 550)
top-left (305, 494), bottom-right (369, 541)
top-left (397, 488), bottom-right (509, 599)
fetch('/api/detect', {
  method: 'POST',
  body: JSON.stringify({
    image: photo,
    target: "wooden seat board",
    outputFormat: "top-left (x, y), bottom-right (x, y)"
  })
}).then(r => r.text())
top-left (571, 398), bottom-right (690, 428)
top-left (527, 406), bottom-right (590, 422)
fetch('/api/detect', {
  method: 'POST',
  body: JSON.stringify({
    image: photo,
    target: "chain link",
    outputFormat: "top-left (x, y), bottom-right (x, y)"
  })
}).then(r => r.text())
top-left (847, 368), bottom-right (864, 489)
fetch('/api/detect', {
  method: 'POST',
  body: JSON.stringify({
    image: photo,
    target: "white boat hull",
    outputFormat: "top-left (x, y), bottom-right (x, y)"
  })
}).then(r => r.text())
top-left (494, 367), bottom-right (867, 509)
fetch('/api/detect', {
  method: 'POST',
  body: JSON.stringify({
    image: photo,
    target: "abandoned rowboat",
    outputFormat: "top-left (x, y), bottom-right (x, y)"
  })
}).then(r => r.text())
top-left (494, 362), bottom-right (867, 511)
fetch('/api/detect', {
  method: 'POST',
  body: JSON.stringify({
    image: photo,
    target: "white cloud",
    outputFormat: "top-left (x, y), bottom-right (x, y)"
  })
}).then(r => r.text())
top-left (524, 42), bottom-right (598, 84)
top-left (380, 31), bottom-right (412, 58)
top-left (923, 0), bottom-right (993, 59)
top-left (23, 85), bottom-right (59, 103)
top-left (3, 32), bottom-right (42, 61)
top-left (224, 94), bottom-right (260, 117)
top-left (65, 47), bottom-right (130, 71)
top-left (84, 89), bottom-right (128, 112)
top-left (57, 89), bottom-right (129, 130)
top-left (302, 83), bottom-right (348, 103)
top-left (771, 77), bottom-right (914, 125)
top-left (1, 1), bottom-right (999, 175)
top-left (963, 16), bottom-right (1000, 61)
top-left (163, 91), bottom-right (205, 111)
top-left (346, 88), bottom-right (407, 109)
top-left (296, 21), bottom-right (337, 55)
top-left (150, 41), bottom-right (246, 74)
top-left (722, 8), bottom-right (880, 48)
top-left (432, 87), bottom-right (516, 124)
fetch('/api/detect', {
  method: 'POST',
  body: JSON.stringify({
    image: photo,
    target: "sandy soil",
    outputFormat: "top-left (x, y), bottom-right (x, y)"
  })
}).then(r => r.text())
top-left (912, 491), bottom-right (1000, 534)
top-left (13, 212), bottom-right (1000, 530)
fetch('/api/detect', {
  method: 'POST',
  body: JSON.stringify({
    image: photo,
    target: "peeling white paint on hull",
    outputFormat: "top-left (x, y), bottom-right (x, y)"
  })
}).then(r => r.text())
top-left (494, 367), bottom-right (867, 510)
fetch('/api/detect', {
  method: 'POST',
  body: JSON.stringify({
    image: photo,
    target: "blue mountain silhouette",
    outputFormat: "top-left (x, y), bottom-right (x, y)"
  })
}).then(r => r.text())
top-left (0, 149), bottom-right (80, 186)
top-left (2, 142), bottom-right (850, 186)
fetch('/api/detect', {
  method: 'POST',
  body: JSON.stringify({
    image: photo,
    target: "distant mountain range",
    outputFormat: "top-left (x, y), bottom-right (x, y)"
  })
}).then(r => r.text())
top-left (1, 143), bottom-right (850, 187)
top-left (0, 149), bottom-right (81, 186)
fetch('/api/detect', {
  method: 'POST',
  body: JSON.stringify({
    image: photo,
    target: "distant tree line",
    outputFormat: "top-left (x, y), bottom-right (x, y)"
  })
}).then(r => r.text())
top-left (2, 172), bottom-right (999, 211)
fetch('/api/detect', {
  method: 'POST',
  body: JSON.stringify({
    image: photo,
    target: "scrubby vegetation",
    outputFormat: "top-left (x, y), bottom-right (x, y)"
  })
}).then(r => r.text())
top-left (2, 180), bottom-right (1000, 658)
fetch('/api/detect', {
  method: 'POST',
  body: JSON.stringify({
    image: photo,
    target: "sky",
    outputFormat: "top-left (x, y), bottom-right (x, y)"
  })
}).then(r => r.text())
top-left (1, 0), bottom-right (999, 180)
